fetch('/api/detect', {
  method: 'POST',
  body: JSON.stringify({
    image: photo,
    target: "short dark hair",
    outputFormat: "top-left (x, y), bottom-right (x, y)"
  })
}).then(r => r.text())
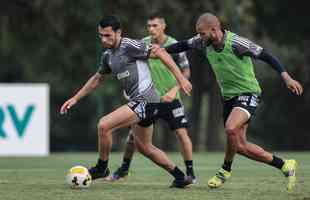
top-left (147, 12), bottom-right (165, 21)
top-left (98, 15), bottom-right (121, 31)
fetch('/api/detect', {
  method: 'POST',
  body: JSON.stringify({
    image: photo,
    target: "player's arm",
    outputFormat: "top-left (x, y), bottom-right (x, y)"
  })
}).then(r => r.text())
top-left (161, 68), bottom-right (191, 102)
top-left (161, 52), bottom-right (191, 102)
top-left (60, 51), bottom-right (111, 114)
top-left (257, 51), bottom-right (303, 95)
top-left (160, 35), bottom-right (200, 98)
top-left (165, 40), bottom-right (192, 54)
top-left (151, 47), bottom-right (192, 96)
top-left (165, 34), bottom-right (204, 54)
top-left (60, 72), bottom-right (105, 114)
top-left (175, 50), bottom-right (191, 80)
top-left (181, 67), bottom-right (191, 80)
top-left (232, 35), bottom-right (303, 95)
top-left (124, 38), bottom-right (191, 95)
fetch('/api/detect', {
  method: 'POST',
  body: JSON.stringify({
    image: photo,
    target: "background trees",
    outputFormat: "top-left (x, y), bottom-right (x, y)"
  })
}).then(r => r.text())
top-left (1, 0), bottom-right (309, 151)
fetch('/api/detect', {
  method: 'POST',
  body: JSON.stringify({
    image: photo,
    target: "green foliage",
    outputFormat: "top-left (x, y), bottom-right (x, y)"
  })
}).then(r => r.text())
top-left (253, 0), bottom-right (310, 45)
top-left (1, 0), bottom-right (309, 151)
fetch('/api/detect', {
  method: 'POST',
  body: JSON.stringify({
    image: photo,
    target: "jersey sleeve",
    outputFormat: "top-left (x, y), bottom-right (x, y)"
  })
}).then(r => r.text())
top-left (187, 34), bottom-right (205, 50)
top-left (165, 40), bottom-right (191, 54)
top-left (231, 34), bottom-right (263, 58)
top-left (97, 51), bottom-right (111, 74)
top-left (174, 52), bottom-right (190, 70)
top-left (122, 38), bottom-right (151, 60)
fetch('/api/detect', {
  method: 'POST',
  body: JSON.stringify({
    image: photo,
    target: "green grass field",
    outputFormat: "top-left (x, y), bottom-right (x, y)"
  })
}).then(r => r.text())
top-left (0, 152), bottom-right (309, 200)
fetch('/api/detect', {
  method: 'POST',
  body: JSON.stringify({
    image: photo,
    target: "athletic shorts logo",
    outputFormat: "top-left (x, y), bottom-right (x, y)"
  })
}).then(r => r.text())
top-left (127, 101), bottom-right (147, 119)
top-left (249, 96), bottom-right (258, 107)
top-left (172, 107), bottom-right (184, 118)
top-left (238, 96), bottom-right (249, 102)
top-left (181, 118), bottom-right (187, 123)
top-left (153, 109), bottom-right (158, 115)
top-left (127, 101), bottom-right (137, 108)
top-left (134, 102), bottom-right (146, 119)
top-left (117, 70), bottom-right (130, 80)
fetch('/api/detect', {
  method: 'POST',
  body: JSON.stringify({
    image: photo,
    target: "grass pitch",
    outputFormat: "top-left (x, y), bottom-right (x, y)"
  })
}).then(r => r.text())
top-left (0, 152), bottom-right (309, 200)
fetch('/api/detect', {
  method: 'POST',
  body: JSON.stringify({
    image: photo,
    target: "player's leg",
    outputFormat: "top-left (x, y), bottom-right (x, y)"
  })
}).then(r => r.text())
top-left (133, 124), bottom-right (191, 188)
top-left (211, 98), bottom-right (297, 191)
top-left (175, 128), bottom-right (192, 162)
top-left (237, 120), bottom-right (297, 191)
top-left (223, 107), bottom-right (250, 167)
top-left (133, 124), bottom-right (173, 170)
top-left (208, 107), bottom-right (248, 188)
top-left (175, 128), bottom-right (195, 181)
top-left (208, 94), bottom-right (263, 188)
top-left (89, 104), bottom-right (140, 180)
top-left (110, 129), bottom-right (136, 181)
top-left (237, 123), bottom-right (273, 162)
top-left (162, 99), bottom-right (196, 182)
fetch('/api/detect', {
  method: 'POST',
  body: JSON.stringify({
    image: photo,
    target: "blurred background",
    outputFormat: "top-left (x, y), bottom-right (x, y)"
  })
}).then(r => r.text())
top-left (1, 0), bottom-right (310, 155)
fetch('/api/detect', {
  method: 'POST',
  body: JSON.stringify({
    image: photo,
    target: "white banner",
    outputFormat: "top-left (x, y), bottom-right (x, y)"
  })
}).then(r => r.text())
top-left (0, 84), bottom-right (49, 156)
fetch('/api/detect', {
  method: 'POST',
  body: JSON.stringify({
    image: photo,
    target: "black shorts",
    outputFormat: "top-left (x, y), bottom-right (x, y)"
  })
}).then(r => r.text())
top-left (127, 99), bottom-right (188, 130)
top-left (159, 99), bottom-right (188, 130)
top-left (223, 93), bottom-right (261, 124)
top-left (127, 100), bottom-right (160, 127)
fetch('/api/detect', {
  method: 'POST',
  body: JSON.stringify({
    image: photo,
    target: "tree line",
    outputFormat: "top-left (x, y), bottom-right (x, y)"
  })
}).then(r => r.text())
top-left (1, 0), bottom-right (309, 151)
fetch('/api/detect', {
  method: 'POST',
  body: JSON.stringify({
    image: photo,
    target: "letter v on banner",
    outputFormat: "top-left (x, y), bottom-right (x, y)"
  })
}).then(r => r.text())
top-left (7, 105), bottom-right (35, 138)
top-left (0, 105), bottom-right (35, 139)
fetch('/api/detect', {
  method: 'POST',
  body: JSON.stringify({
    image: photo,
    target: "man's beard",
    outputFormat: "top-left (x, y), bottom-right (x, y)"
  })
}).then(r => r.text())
top-left (205, 35), bottom-right (214, 46)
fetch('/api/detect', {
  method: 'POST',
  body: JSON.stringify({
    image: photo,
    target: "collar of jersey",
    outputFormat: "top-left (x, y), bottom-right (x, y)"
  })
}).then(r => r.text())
top-left (211, 29), bottom-right (227, 52)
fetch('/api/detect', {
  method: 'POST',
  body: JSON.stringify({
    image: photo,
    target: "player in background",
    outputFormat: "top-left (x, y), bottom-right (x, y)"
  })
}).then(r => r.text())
top-left (110, 14), bottom-right (196, 183)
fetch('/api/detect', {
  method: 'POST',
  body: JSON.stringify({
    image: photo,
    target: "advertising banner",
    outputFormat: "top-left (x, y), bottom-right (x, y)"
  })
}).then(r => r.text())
top-left (0, 84), bottom-right (49, 156)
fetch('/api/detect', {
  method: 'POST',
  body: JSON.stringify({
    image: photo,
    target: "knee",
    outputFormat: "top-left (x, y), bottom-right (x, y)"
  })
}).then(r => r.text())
top-left (225, 123), bottom-right (238, 137)
top-left (175, 128), bottom-right (190, 139)
top-left (236, 143), bottom-right (247, 154)
top-left (97, 119), bottom-right (110, 135)
top-left (175, 129), bottom-right (186, 139)
top-left (136, 143), bottom-right (153, 157)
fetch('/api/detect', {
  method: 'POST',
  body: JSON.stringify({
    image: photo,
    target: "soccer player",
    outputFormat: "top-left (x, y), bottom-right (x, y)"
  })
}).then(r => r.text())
top-left (60, 15), bottom-right (193, 188)
top-left (165, 13), bottom-right (303, 191)
top-left (110, 14), bottom-right (196, 182)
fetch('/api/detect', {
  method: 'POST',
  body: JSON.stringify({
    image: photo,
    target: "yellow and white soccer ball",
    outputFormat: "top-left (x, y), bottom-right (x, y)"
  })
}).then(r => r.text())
top-left (66, 165), bottom-right (92, 189)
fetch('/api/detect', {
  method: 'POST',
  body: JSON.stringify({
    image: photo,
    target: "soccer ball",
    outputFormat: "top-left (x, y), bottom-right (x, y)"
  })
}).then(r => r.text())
top-left (66, 165), bottom-right (92, 189)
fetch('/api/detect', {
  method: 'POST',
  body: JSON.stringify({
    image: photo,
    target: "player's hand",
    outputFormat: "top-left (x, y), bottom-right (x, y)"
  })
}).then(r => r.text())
top-left (178, 77), bottom-right (192, 96)
top-left (286, 78), bottom-right (303, 95)
top-left (282, 72), bottom-right (303, 95)
top-left (60, 97), bottom-right (78, 114)
top-left (149, 44), bottom-right (161, 58)
top-left (161, 87), bottom-right (178, 102)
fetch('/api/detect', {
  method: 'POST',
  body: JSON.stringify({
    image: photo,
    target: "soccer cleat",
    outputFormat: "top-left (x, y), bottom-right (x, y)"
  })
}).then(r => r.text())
top-left (110, 167), bottom-right (129, 181)
top-left (88, 165), bottom-right (110, 180)
top-left (170, 177), bottom-right (192, 188)
top-left (187, 174), bottom-right (197, 184)
top-left (281, 159), bottom-right (298, 192)
top-left (207, 168), bottom-right (231, 188)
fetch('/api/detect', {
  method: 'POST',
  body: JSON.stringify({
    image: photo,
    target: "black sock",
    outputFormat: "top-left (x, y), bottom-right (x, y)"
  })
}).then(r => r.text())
top-left (269, 155), bottom-right (285, 169)
top-left (222, 160), bottom-right (233, 172)
top-left (97, 158), bottom-right (108, 171)
top-left (169, 166), bottom-right (185, 180)
top-left (121, 158), bottom-right (132, 171)
top-left (185, 160), bottom-right (194, 176)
